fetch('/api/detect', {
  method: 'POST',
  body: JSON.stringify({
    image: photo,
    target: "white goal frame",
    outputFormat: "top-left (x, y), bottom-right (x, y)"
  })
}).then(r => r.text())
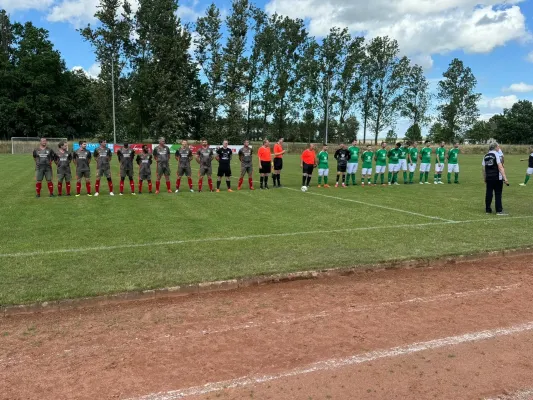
top-left (11, 137), bottom-right (68, 154)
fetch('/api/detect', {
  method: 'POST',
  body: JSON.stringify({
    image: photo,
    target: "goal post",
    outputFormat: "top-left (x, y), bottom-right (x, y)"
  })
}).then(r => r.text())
top-left (11, 137), bottom-right (68, 154)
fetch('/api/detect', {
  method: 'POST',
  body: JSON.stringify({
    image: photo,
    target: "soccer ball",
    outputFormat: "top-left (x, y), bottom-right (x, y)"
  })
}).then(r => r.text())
top-left (301, 186), bottom-right (308, 192)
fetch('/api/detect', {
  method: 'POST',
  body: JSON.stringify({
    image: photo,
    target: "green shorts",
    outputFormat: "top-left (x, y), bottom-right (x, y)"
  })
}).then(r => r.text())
top-left (96, 166), bottom-right (111, 179)
top-left (76, 170), bottom-right (91, 180)
top-left (157, 164), bottom-right (171, 177)
top-left (57, 170), bottom-right (72, 182)
top-left (36, 166), bottom-right (52, 181)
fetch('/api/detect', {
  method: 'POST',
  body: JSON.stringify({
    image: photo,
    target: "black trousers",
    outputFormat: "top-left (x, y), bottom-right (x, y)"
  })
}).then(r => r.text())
top-left (486, 179), bottom-right (503, 213)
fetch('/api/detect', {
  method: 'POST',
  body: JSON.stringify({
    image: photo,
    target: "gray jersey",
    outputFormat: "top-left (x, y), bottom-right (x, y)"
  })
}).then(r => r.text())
top-left (153, 145), bottom-right (170, 165)
top-left (74, 149), bottom-right (92, 172)
top-left (238, 147), bottom-right (253, 167)
top-left (136, 153), bottom-right (152, 175)
top-left (118, 147), bottom-right (135, 170)
top-left (33, 147), bottom-right (55, 168)
top-left (94, 146), bottom-right (112, 168)
top-left (176, 148), bottom-right (193, 167)
top-left (197, 147), bottom-right (213, 167)
top-left (55, 150), bottom-right (72, 173)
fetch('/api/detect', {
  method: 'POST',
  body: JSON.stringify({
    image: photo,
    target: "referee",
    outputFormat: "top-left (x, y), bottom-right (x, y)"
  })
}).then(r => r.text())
top-left (301, 143), bottom-right (317, 188)
top-left (258, 139), bottom-right (272, 190)
top-left (273, 138), bottom-right (286, 188)
top-left (482, 143), bottom-right (509, 215)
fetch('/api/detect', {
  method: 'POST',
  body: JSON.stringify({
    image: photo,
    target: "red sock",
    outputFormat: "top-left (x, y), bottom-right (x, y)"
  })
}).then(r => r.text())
top-left (58, 182), bottom-right (63, 195)
top-left (166, 180), bottom-right (171, 191)
top-left (138, 180), bottom-right (143, 193)
top-left (188, 177), bottom-right (193, 189)
top-left (148, 181), bottom-right (152, 192)
top-left (95, 180), bottom-right (100, 193)
top-left (238, 177), bottom-right (243, 188)
top-left (86, 182), bottom-right (91, 194)
top-left (130, 180), bottom-right (135, 193)
top-left (36, 182), bottom-right (42, 195)
top-left (76, 182), bottom-right (81, 195)
top-left (208, 178), bottom-right (213, 191)
top-left (249, 177), bottom-right (253, 188)
top-left (108, 181), bottom-right (113, 192)
top-left (176, 178), bottom-right (181, 190)
top-left (47, 181), bottom-right (54, 195)
top-left (120, 181), bottom-right (124, 194)
top-left (198, 178), bottom-right (203, 191)
top-left (156, 181), bottom-right (161, 192)
top-left (66, 182), bottom-right (71, 195)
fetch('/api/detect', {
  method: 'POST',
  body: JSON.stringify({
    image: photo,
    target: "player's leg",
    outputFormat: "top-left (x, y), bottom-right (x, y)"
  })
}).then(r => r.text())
top-left (447, 164), bottom-right (453, 184)
top-left (318, 169), bottom-right (323, 187)
top-left (155, 169), bottom-right (162, 194)
top-left (306, 165), bottom-right (314, 187)
top-left (45, 167), bottom-right (54, 196)
top-left (335, 168), bottom-right (341, 187)
top-left (175, 168), bottom-right (182, 192)
top-left (106, 168), bottom-right (114, 195)
top-left (198, 169), bottom-right (204, 192)
top-left (57, 173), bottom-right (64, 196)
top-left (388, 165), bottom-right (393, 185)
top-left (128, 172), bottom-right (135, 194)
top-left (216, 167), bottom-right (222, 192)
top-left (35, 167), bottom-right (44, 197)
top-left (352, 163), bottom-right (358, 185)
top-left (485, 181), bottom-right (494, 213)
top-left (367, 169), bottom-right (373, 186)
top-left (520, 168), bottom-right (532, 186)
top-left (120, 168), bottom-right (126, 195)
top-left (323, 169), bottom-right (329, 187)
top-left (226, 169), bottom-right (233, 191)
top-left (138, 175), bottom-right (144, 194)
top-left (95, 168), bottom-right (101, 195)
top-left (454, 164), bottom-right (460, 183)
top-left (65, 172), bottom-right (72, 196)
top-left (373, 166), bottom-right (379, 185)
top-left (238, 166), bottom-right (246, 190)
top-left (207, 169), bottom-right (214, 192)
top-left (419, 164), bottom-right (425, 184)
top-left (248, 168), bottom-right (254, 190)
top-left (164, 167), bottom-right (171, 193)
top-left (341, 166), bottom-right (346, 187)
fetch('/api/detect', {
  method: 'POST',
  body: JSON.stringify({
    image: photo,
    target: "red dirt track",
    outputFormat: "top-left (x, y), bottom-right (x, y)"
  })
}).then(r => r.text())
top-left (2, 255), bottom-right (533, 400)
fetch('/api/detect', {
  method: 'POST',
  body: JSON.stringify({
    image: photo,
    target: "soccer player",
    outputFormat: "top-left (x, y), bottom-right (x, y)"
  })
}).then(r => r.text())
top-left (387, 143), bottom-right (401, 185)
top-left (419, 140), bottom-right (432, 184)
top-left (54, 141), bottom-right (72, 196)
top-left (93, 140), bottom-right (114, 196)
top-left (196, 139), bottom-right (214, 192)
top-left (258, 139), bottom-right (272, 190)
top-left (175, 140), bottom-right (194, 193)
top-left (334, 143), bottom-right (350, 188)
top-left (216, 140), bottom-right (233, 192)
top-left (407, 141), bottom-right (418, 184)
top-left (519, 146), bottom-right (533, 186)
top-left (153, 137), bottom-right (172, 194)
top-left (346, 139), bottom-right (360, 186)
top-left (73, 140), bottom-right (92, 196)
top-left (117, 143), bottom-right (136, 195)
top-left (301, 143), bottom-right (317, 188)
top-left (32, 138), bottom-right (55, 197)
top-left (272, 138), bottom-right (286, 188)
top-left (361, 145), bottom-right (373, 186)
top-left (434, 141), bottom-right (446, 184)
top-left (398, 142), bottom-right (409, 184)
top-left (447, 142), bottom-right (460, 184)
top-left (136, 145), bottom-right (152, 194)
top-left (373, 142), bottom-right (387, 186)
top-left (238, 140), bottom-right (254, 190)
top-left (317, 144), bottom-right (330, 188)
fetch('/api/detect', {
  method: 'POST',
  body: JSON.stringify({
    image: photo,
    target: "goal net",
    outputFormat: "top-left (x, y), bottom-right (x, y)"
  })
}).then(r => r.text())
top-left (11, 137), bottom-right (68, 154)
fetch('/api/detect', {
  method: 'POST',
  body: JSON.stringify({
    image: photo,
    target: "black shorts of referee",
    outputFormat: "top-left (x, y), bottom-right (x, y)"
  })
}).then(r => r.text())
top-left (302, 162), bottom-right (314, 175)
top-left (260, 161), bottom-right (272, 174)
top-left (217, 165), bottom-right (232, 177)
top-left (273, 158), bottom-right (283, 171)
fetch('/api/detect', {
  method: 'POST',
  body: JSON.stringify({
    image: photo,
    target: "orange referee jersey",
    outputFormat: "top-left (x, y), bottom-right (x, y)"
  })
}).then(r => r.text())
top-left (274, 143), bottom-right (283, 158)
top-left (258, 146), bottom-right (272, 162)
top-left (301, 149), bottom-right (316, 165)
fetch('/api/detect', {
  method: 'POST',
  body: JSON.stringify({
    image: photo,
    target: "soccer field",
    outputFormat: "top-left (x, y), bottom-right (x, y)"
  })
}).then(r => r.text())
top-left (0, 153), bottom-right (531, 306)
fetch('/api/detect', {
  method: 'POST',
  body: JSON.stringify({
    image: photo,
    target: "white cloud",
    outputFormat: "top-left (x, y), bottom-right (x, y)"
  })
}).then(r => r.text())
top-left (176, 0), bottom-right (202, 22)
top-left (526, 51), bottom-right (533, 63)
top-left (47, 0), bottom-right (139, 27)
top-left (72, 62), bottom-right (100, 79)
top-left (478, 95), bottom-right (518, 110)
top-left (503, 82), bottom-right (533, 93)
top-left (265, 0), bottom-right (529, 66)
top-left (410, 54), bottom-right (434, 70)
top-left (0, 0), bottom-right (54, 12)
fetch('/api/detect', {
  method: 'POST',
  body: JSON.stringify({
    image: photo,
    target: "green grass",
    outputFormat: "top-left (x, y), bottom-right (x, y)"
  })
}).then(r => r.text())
top-left (0, 153), bottom-right (532, 305)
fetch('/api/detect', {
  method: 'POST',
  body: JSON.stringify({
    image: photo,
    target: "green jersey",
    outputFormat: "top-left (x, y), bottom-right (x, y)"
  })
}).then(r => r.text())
top-left (436, 147), bottom-right (446, 164)
top-left (375, 149), bottom-right (387, 166)
top-left (361, 151), bottom-right (374, 168)
top-left (317, 151), bottom-right (329, 169)
top-left (398, 146), bottom-right (408, 159)
top-left (420, 147), bottom-right (432, 163)
top-left (388, 148), bottom-right (400, 164)
top-left (348, 146), bottom-right (360, 164)
top-left (408, 147), bottom-right (418, 164)
top-left (448, 148), bottom-right (459, 164)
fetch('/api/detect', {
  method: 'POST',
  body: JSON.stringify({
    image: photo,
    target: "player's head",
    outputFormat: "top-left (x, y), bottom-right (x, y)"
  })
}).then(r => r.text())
top-left (201, 138), bottom-right (208, 148)
top-left (322, 143), bottom-right (328, 151)
top-left (412, 141), bottom-right (417, 147)
top-left (381, 141), bottom-right (386, 149)
top-left (124, 143), bottom-right (129, 149)
top-left (453, 142), bottom-right (459, 149)
top-left (367, 144), bottom-right (372, 150)
top-left (158, 137), bottom-right (165, 146)
top-left (99, 139), bottom-right (106, 147)
top-left (396, 142), bottom-right (401, 148)
top-left (340, 142), bottom-right (345, 149)
top-left (278, 138), bottom-right (284, 144)
top-left (181, 139), bottom-right (188, 148)
top-left (222, 140), bottom-right (228, 148)
top-left (309, 143), bottom-right (316, 150)
top-left (40, 137), bottom-right (47, 147)
top-left (352, 139), bottom-right (357, 145)
top-left (263, 139), bottom-right (270, 147)
top-left (58, 141), bottom-right (67, 150)
top-left (244, 139), bottom-right (249, 147)
top-left (440, 141), bottom-right (445, 147)
top-left (142, 145), bottom-right (149, 153)
top-left (425, 140), bottom-right (430, 145)
top-left (79, 140), bottom-right (87, 150)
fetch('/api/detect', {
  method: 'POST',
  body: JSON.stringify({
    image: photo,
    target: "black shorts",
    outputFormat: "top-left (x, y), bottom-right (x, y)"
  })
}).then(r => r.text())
top-left (337, 165), bottom-right (347, 173)
top-left (302, 163), bottom-right (314, 175)
top-left (260, 161), bottom-right (272, 174)
top-left (273, 158), bottom-right (283, 171)
top-left (217, 165), bottom-right (232, 177)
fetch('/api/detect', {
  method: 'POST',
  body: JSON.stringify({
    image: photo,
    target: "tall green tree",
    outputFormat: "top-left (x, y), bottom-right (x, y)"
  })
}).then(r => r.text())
top-left (0, 9), bottom-right (15, 139)
top-left (465, 120), bottom-right (492, 144)
top-left (437, 58), bottom-right (481, 142)
top-left (492, 100), bottom-right (533, 144)
top-left (404, 123), bottom-right (422, 142)
top-left (366, 36), bottom-right (410, 144)
top-left (402, 64), bottom-right (431, 127)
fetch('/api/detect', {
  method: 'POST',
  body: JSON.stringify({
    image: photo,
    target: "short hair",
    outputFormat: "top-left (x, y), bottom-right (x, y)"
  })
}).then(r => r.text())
top-left (79, 140), bottom-right (85, 146)
top-left (124, 143), bottom-right (129, 147)
top-left (201, 138), bottom-right (207, 142)
top-left (99, 139), bottom-right (106, 144)
top-left (425, 140), bottom-right (430, 144)
top-left (489, 143), bottom-right (498, 151)
top-left (323, 143), bottom-right (327, 146)
top-left (263, 139), bottom-right (269, 144)
top-left (396, 142), bottom-right (401, 147)
top-left (58, 141), bottom-right (65, 148)
top-left (158, 137), bottom-right (165, 142)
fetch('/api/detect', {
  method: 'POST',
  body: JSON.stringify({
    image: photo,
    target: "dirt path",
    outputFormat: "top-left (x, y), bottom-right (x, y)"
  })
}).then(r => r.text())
top-left (2, 255), bottom-right (533, 400)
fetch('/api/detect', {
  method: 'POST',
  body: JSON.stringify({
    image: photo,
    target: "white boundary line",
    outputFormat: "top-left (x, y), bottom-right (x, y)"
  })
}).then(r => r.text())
top-left (1, 217), bottom-right (532, 258)
top-left (485, 388), bottom-right (533, 400)
top-left (129, 321), bottom-right (533, 400)
top-left (284, 186), bottom-right (455, 222)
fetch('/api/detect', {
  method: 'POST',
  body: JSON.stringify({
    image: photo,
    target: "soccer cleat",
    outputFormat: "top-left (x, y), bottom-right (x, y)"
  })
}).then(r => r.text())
top-left (438, 181), bottom-right (444, 185)
top-left (190, 189), bottom-right (194, 193)
top-left (317, 185), bottom-right (321, 188)
top-left (388, 182), bottom-right (391, 186)
top-left (58, 194), bottom-right (62, 197)
top-left (497, 211), bottom-right (509, 216)
top-left (238, 186), bottom-right (242, 190)
top-left (393, 182), bottom-right (400, 185)
top-left (419, 182), bottom-right (424, 185)
top-left (119, 193), bottom-right (124, 196)
top-left (149, 191), bottom-right (153, 194)
top-left (342, 183), bottom-right (346, 188)
top-left (87, 193), bottom-right (92, 197)
top-left (110, 192), bottom-right (115, 196)
top-left (382, 184), bottom-right (387, 187)
top-left (75, 194), bottom-right (80, 197)
top-left (155, 190), bottom-right (160, 194)
top-left (454, 182), bottom-right (459, 184)
top-left (519, 183), bottom-right (527, 186)
top-left (35, 194), bottom-right (40, 198)
top-left (424, 182), bottom-right (430, 184)
top-left (167, 189), bottom-right (172, 193)
top-left (210, 190), bottom-right (214, 192)
top-left (132, 192), bottom-right (136, 195)
top-left (138, 192), bottom-right (143, 195)
top-left (250, 187), bottom-right (255, 190)
top-left (94, 192), bottom-right (99, 197)
top-left (361, 183), bottom-right (365, 187)
top-left (228, 189), bottom-right (233, 192)
top-left (448, 182), bottom-right (452, 184)
top-left (264, 186), bottom-right (269, 190)
top-left (49, 194), bottom-right (55, 198)
top-left (324, 184), bottom-right (330, 188)
top-left (335, 183), bottom-right (339, 188)
top-left (175, 189), bottom-right (180, 193)
top-left (216, 189), bottom-right (220, 192)
top-left (434, 182), bottom-right (438, 185)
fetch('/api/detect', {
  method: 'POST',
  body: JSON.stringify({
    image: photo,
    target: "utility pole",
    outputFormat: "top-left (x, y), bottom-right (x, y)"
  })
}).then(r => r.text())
top-left (325, 70), bottom-right (333, 144)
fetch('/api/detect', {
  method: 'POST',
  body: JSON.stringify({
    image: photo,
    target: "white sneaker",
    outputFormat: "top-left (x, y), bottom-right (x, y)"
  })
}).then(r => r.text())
top-left (424, 182), bottom-right (430, 184)
top-left (388, 182), bottom-right (391, 186)
top-left (109, 192), bottom-right (114, 196)
top-left (119, 193), bottom-right (123, 196)
top-left (419, 182), bottom-right (424, 185)
top-left (434, 182), bottom-right (438, 185)
top-left (394, 182), bottom-right (400, 185)
top-left (94, 192), bottom-right (99, 197)
top-left (175, 189), bottom-right (179, 193)
top-left (190, 189), bottom-right (194, 193)
top-left (438, 181), bottom-right (444, 184)
top-left (132, 192), bottom-right (136, 195)
top-left (519, 183), bottom-right (527, 186)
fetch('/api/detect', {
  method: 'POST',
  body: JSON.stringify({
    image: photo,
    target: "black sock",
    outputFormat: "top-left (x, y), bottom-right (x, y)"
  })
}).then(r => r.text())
top-left (226, 180), bottom-right (231, 189)
top-left (217, 180), bottom-right (221, 189)
top-left (264, 176), bottom-right (268, 187)
top-left (342, 174), bottom-right (345, 183)
top-left (306, 176), bottom-right (311, 186)
top-left (336, 175), bottom-right (340, 183)
top-left (260, 176), bottom-right (264, 188)
top-left (277, 174), bottom-right (281, 186)
top-left (302, 175), bottom-right (306, 186)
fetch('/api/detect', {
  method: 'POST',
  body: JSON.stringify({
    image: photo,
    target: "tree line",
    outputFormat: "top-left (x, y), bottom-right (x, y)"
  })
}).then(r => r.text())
top-left (3, 0), bottom-right (520, 145)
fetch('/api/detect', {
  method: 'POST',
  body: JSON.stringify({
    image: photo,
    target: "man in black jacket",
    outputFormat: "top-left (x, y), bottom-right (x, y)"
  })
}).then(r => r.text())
top-left (482, 143), bottom-right (509, 215)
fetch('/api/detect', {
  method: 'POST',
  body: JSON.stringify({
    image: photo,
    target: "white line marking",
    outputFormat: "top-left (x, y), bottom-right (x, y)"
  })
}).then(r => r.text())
top-left (129, 321), bottom-right (533, 400)
top-left (284, 186), bottom-right (455, 222)
top-left (485, 388), bottom-right (533, 400)
top-left (1, 217), bottom-right (532, 258)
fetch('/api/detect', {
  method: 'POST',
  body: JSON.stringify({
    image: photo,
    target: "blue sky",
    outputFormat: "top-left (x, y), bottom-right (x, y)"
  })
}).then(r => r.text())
top-left (2, 0), bottom-right (533, 134)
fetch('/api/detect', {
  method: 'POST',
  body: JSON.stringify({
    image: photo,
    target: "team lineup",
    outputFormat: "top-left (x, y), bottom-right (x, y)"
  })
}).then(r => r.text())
top-left (31, 136), bottom-right (530, 197)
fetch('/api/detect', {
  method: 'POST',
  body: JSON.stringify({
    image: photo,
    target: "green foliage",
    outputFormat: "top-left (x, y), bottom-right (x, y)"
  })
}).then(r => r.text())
top-left (405, 123), bottom-right (422, 142)
top-left (491, 100), bottom-right (533, 144)
top-left (465, 120), bottom-right (492, 144)
top-left (402, 65), bottom-right (431, 127)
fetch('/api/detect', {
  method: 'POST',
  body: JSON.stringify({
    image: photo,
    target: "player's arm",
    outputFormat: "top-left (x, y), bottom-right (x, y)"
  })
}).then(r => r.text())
top-left (274, 146), bottom-right (285, 157)
top-left (195, 150), bottom-right (201, 164)
top-left (334, 149), bottom-right (340, 160)
top-left (215, 149), bottom-right (221, 161)
top-left (136, 155), bottom-right (141, 166)
top-left (188, 150), bottom-right (193, 161)
top-left (107, 148), bottom-right (112, 162)
top-left (346, 151), bottom-right (351, 162)
top-left (87, 152), bottom-right (92, 165)
top-left (175, 150), bottom-right (180, 162)
top-left (117, 149), bottom-right (123, 163)
top-left (73, 152), bottom-right (78, 166)
top-left (300, 151), bottom-right (304, 168)
top-left (153, 149), bottom-right (159, 163)
top-left (238, 149), bottom-right (243, 162)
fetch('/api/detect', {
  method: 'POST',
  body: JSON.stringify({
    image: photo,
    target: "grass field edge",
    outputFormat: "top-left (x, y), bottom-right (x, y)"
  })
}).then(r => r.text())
top-left (2, 245), bottom-right (533, 317)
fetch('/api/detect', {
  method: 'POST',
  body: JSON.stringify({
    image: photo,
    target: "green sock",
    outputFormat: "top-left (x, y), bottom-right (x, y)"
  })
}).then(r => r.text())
top-left (425, 172), bottom-right (429, 182)
top-left (318, 176), bottom-right (322, 184)
top-left (403, 172), bottom-right (407, 183)
top-left (367, 178), bottom-right (371, 184)
top-left (352, 174), bottom-right (356, 185)
top-left (447, 173), bottom-right (451, 183)
top-left (434, 173), bottom-right (438, 182)
top-left (324, 176), bottom-right (328, 184)
top-left (388, 172), bottom-right (392, 183)
top-left (374, 174), bottom-right (378, 184)
top-left (381, 174), bottom-right (385, 184)
top-left (393, 173), bottom-right (398, 183)
top-left (438, 173), bottom-right (442, 182)
top-left (455, 173), bottom-right (459, 183)
top-left (409, 172), bottom-right (414, 183)
top-left (419, 172), bottom-right (424, 182)
top-left (525, 175), bottom-right (530, 184)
